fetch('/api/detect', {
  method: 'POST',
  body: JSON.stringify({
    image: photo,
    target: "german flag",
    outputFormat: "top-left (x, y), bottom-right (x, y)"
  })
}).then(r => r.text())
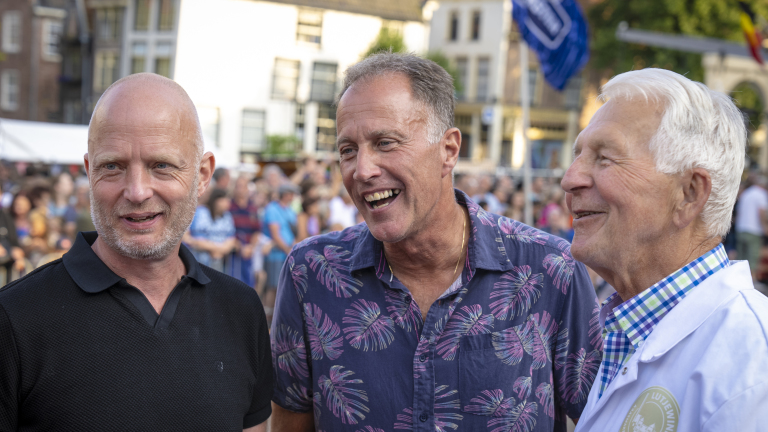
top-left (739, 1), bottom-right (764, 64)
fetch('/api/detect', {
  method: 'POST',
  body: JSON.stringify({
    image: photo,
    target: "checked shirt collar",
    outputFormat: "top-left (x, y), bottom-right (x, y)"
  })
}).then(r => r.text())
top-left (597, 243), bottom-right (730, 398)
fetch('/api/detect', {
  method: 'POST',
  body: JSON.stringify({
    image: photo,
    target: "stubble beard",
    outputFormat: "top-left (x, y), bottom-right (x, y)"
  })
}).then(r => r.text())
top-left (90, 173), bottom-right (199, 260)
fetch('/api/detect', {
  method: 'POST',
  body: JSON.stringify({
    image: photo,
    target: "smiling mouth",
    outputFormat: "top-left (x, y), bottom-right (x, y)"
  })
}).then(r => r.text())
top-left (125, 214), bottom-right (160, 223)
top-left (364, 189), bottom-right (401, 209)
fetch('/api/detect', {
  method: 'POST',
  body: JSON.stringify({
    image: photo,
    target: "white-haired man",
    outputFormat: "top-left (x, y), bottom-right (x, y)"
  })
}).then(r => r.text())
top-left (0, 74), bottom-right (273, 431)
top-left (563, 68), bottom-right (768, 431)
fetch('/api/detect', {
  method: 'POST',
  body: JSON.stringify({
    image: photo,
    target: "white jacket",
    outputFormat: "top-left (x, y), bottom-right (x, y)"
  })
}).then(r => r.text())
top-left (575, 261), bottom-right (768, 432)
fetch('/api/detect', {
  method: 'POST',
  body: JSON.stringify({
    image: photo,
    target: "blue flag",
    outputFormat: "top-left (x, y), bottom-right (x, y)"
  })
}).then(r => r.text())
top-left (512, 0), bottom-right (590, 90)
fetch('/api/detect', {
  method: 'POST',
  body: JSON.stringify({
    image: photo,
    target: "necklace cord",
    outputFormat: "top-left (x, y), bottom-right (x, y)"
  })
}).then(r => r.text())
top-left (386, 209), bottom-right (467, 282)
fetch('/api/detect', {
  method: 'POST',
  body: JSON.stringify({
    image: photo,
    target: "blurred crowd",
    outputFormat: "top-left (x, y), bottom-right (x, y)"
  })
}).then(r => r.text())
top-left (1, 157), bottom-right (767, 312)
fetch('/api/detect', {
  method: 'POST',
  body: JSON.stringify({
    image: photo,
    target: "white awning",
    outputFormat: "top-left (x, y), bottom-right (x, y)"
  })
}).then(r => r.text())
top-left (0, 118), bottom-right (88, 165)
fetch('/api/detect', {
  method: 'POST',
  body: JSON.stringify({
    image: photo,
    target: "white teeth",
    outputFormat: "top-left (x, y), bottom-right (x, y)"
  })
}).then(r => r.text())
top-left (364, 189), bottom-right (401, 203)
top-left (373, 202), bottom-right (391, 209)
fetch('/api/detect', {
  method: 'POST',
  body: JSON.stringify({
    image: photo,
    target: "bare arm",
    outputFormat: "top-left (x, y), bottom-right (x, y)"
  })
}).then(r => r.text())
top-left (269, 222), bottom-right (293, 255)
top-left (243, 420), bottom-right (267, 432)
top-left (271, 403), bottom-right (314, 432)
top-left (296, 213), bottom-right (309, 242)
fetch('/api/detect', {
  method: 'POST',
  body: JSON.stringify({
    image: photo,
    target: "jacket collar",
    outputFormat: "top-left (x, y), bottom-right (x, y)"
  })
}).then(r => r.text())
top-left (349, 189), bottom-right (514, 274)
top-left (63, 231), bottom-right (211, 293)
top-left (638, 260), bottom-right (751, 363)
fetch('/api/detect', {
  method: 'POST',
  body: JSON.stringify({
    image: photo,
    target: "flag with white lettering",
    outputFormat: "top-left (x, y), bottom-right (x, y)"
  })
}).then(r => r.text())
top-left (512, 0), bottom-right (590, 90)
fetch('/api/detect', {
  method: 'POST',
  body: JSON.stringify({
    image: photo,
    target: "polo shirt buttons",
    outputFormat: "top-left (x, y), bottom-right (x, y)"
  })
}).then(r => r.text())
top-left (622, 367), bottom-right (628, 375)
top-left (419, 411), bottom-right (429, 422)
top-left (419, 354), bottom-right (427, 362)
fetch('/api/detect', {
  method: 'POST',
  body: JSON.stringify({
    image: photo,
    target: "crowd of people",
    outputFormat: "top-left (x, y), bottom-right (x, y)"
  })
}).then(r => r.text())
top-left (1, 157), bottom-right (768, 306)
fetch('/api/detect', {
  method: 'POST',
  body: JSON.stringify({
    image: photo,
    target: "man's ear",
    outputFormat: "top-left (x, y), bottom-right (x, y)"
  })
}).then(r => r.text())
top-left (198, 152), bottom-right (215, 197)
top-left (83, 153), bottom-right (90, 180)
top-left (441, 127), bottom-right (462, 178)
top-left (673, 168), bottom-right (711, 230)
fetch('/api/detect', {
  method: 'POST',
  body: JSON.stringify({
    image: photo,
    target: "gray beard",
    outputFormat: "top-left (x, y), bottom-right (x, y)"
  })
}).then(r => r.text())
top-left (90, 173), bottom-right (199, 260)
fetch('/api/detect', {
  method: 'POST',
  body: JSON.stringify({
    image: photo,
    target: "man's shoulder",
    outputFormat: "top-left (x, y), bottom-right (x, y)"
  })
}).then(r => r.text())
top-left (488, 213), bottom-right (574, 256)
top-left (0, 259), bottom-right (71, 312)
top-left (199, 264), bottom-right (262, 301)
top-left (291, 223), bottom-right (368, 256)
top-left (717, 288), bottom-right (768, 342)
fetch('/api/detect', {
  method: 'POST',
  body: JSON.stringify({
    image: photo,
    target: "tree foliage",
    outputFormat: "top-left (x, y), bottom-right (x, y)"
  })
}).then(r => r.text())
top-left (361, 28), bottom-right (462, 92)
top-left (362, 28), bottom-right (407, 59)
top-left (587, 0), bottom-right (768, 83)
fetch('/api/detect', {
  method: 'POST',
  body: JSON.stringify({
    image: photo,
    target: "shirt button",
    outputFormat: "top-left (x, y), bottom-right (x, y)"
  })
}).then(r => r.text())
top-left (419, 354), bottom-right (427, 362)
top-left (419, 412), bottom-right (429, 422)
top-left (622, 367), bottom-right (628, 375)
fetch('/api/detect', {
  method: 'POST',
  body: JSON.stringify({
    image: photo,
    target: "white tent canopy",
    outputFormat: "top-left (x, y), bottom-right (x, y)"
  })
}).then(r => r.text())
top-left (0, 118), bottom-right (88, 165)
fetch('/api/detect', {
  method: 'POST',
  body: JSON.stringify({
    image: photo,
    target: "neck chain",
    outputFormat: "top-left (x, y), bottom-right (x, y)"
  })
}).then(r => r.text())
top-left (387, 209), bottom-right (467, 283)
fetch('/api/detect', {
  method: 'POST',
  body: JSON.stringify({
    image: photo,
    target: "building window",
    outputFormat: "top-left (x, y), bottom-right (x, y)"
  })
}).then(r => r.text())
top-left (154, 42), bottom-right (172, 78)
top-left (197, 106), bottom-right (220, 147)
top-left (316, 103), bottom-right (336, 152)
top-left (131, 42), bottom-right (146, 74)
top-left (295, 103), bottom-right (305, 141)
top-left (157, 0), bottom-right (175, 31)
top-left (241, 109), bottom-right (266, 152)
top-left (563, 75), bottom-right (582, 109)
top-left (476, 57), bottom-right (490, 102)
top-left (97, 8), bottom-right (121, 41)
top-left (471, 10), bottom-right (481, 40)
top-left (134, 0), bottom-right (150, 31)
top-left (2, 12), bottom-right (22, 53)
top-left (94, 51), bottom-right (118, 92)
top-left (297, 9), bottom-right (322, 47)
top-left (1, 69), bottom-right (20, 111)
top-left (43, 20), bottom-right (63, 59)
top-left (272, 58), bottom-right (300, 100)
top-left (310, 62), bottom-right (337, 103)
top-left (455, 57), bottom-right (468, 101)
top-left (63, 50), bottom-right (81, 80)
top-left (449, 11), bottom-right (459, 41)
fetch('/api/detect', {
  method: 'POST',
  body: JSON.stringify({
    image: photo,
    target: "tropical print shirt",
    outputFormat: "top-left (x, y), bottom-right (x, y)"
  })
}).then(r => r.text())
top-left (271, 190), bottom-right (602, 432)
top-left (597, 244), bottom-right (730, 398)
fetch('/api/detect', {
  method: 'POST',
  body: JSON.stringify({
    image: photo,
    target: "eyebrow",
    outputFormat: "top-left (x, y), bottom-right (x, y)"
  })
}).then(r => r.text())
top-left (335, 129), bottom-right (409, 148)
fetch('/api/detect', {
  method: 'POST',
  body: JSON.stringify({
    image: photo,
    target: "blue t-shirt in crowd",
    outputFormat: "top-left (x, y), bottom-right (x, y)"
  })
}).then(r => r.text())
top-left (188, 206), bottom-right (235, 268)
top-left (263, 201), bottom-right (296, 263)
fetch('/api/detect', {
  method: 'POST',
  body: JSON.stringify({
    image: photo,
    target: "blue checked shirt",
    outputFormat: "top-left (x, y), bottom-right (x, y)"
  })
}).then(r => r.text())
top-left (597, 244), bottom-right (730, 398)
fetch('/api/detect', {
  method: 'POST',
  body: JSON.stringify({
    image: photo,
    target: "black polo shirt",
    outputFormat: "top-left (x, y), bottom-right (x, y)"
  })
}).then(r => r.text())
top-left (0, 232), bottom-right (273, 431)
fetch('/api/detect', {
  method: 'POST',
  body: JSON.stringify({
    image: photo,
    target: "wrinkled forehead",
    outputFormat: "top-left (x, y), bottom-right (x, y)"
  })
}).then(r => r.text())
top-left (575, 98), bottom-right (663, 152)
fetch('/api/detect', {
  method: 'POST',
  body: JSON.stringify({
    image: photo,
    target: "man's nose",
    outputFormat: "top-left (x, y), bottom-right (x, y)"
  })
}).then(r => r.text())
top-left (560, 156), bottom-right (592, 194)
top-left (123, 168), bottom-right (153, 203)
top-left (352, 147), bottom-right (382, 182)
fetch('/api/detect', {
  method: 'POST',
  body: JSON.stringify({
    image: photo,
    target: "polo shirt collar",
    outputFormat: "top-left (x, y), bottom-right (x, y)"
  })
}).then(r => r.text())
top-left (349, 189), bottom-right (513, 274)
top-left (63, 231), bottom-right (211, 293)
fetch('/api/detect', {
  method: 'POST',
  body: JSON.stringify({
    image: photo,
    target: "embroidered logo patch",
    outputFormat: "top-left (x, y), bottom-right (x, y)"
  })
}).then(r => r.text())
top-left (620, 386), bottom-right (679, 432)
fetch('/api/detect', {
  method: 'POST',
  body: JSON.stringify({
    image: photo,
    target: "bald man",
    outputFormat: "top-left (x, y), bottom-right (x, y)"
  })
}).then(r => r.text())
top-left (0, 74), bottom-right (273, 432)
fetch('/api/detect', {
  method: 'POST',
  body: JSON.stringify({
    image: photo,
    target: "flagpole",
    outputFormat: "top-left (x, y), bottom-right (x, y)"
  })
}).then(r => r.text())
top-left (520, 39), bottom-right (533, 226)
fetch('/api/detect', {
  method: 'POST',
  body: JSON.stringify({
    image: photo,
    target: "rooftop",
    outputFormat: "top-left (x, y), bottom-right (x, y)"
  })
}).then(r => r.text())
top-left (265, 0), bottom-right (424, 22)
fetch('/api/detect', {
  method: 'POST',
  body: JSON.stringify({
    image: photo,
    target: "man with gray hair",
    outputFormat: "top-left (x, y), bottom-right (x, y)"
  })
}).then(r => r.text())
top-left (0, 73), bottom-right (273, 431)
top-left (270, 53), bottom-right (600, 431)
top-left (563, 68), bottom-right (768, 431)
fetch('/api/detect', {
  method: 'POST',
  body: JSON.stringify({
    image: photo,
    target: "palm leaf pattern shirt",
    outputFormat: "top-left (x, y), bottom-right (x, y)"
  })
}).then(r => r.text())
top-left (596, 244), bottom-right (730, 399)
top-left (271, 190), bottom-right (602, 432)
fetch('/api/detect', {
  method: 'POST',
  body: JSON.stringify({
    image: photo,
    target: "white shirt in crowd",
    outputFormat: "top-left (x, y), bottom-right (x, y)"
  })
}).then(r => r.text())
top-left (328, 196), bottom-right (357, 229)
top-left (736, 185), bottom-right (768, 235)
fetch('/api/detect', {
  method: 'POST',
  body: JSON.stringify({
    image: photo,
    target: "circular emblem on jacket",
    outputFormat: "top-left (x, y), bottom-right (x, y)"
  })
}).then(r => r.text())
top-left (620, 386), bottom-right (679, 432)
